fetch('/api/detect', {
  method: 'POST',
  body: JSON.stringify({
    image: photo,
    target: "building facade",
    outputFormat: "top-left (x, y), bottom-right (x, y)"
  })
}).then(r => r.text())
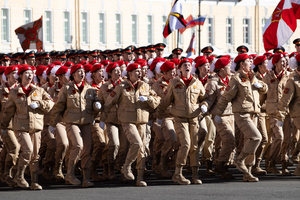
top-left (0, 0), bottom-right (299, 55)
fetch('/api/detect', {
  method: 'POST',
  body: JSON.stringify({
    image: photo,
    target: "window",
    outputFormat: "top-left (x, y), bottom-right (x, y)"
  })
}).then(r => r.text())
top-left (116, 13), bottom-right (121, 44)
top-left (81, 12), bottom-right (88, 43)
top-left (261, 18), bottom-right (267, 43)
top-left (162, 16), bottom-right (167, 44)
top-left (226, 17), bottom-right (233, 45)
top-left (147, 15), bottom-right (153, 44)
top-left (99, 13), bottom-right (105, 44)
top-left (24, 9), bottom-right (32, 24)
top-left (208, 17), bottom-right (214, 45)
top-left (1, 8), bottom-right (9, 42)
top-left (64, 11), bottom-right (71, 43)
top-left (132, 14), bottom-right (137, 44)
top-left (45, 11), bottom-right (53, 42)
top-left (243, 18), bottom-right (251, 44)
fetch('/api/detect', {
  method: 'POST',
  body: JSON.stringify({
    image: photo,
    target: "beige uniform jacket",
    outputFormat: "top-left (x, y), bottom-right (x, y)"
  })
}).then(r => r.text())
top-left (42, 82), bottom-right (56, 126)
top-left (103, 79), bottom-right (161, 124)
top-left (49, 81), bottom-right (101, 126)
top-left (91, 83), bottom-right (104, 122)
top-left (0, 83), bottom-right (18, 129)
top-left (277, 70), bottom-right (300, 121)
top-left (261, 70), bottom-right (289, 116)
top-left (205, 74), bottom-right (232, 116)
top-left (1, 84), bottom-right (54, 132)
top-left (152, 77), bottom-right (173, 118)
top-left (255, 72), bottom-right (267, 116)
top-left (158, 76), bottom-right (208, 119)
top-left (215, 71), bottom-right (268, 116)
top-left (98, 79), bottom-right (121, 124)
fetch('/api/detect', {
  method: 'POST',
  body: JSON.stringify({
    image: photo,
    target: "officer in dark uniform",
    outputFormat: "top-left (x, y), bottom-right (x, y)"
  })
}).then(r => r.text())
top-left (201, 46), bottom-right (214, 57)
top-left (26, 51), bottom-right (36, 66)
top-left (293, 38), bottom-right (300, 54)
top-left (155, 43), bottom-right (166, 58)
top-left (273, 46), bottom-right (285, 53)
top-left (172, 48), bottom-right (183, 60)
top-left (236, 45), bottom-right (249, 55)
top-left (146, 45), bottom-right (156, 59)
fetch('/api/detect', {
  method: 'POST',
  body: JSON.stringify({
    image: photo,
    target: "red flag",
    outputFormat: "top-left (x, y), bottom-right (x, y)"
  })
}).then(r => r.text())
top-left (263, 0), bottom-right (297, 52)
top-left (15, 16), bottom-right (43, 52)
top-left (179, 15), bottom-right (193, 34)
top-left (186, 32), bottom-right (196, 57)
top-left (291, 0), bottom-right (300, 19)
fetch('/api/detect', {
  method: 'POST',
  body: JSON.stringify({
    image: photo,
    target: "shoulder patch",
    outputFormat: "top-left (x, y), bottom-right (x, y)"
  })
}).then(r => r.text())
top-left (225, 85), bottom-right (230, 91)
top-left (284, 88), bottom-right (289, 94)
top-left (110, 91), bottom-right (116, 97)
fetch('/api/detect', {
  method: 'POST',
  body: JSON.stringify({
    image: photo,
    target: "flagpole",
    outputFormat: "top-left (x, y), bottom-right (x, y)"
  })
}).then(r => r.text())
top-left (177, 30), bottom-right (179, 48)
top-left (198, 0), bottom-right (201, 55)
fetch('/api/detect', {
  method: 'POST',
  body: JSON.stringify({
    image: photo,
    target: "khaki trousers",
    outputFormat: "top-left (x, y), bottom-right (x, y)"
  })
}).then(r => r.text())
top-left (54, 122), bottom-right (68, 165)
top-left (202, 115), bottom-right (216, 161)
top-left (256, 113), bottom-right (268, 160)
top-left (214, 115), bottom-right (235, 163)
top-left (40, 126), bottom-right (56, 166)
top-left (234, 113), bottom-right (262, 166)
top-left (268, 117), bottom-right (284, 161)
top-left (91, 122), bottom-right (106, 164)
top-left (174, 117), bottom-right (199, 167)
top-left (1, 129), bottom-right (19, 165)
top-left (281, 116), bottom-right (292, 161)
top-left (15, 131), bottom-right (41, 172)
top-left (122, 123), bottom-right (146, 170)
top-left (106, 123), bottom-right (121, 164)
top-left (66, 124), bottom-right (92, 170)
top-left (161, 117), bottom-right (177, 158)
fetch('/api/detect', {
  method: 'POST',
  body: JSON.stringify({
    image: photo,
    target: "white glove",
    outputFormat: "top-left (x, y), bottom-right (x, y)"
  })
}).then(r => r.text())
top-left (48, 126), bottom-right (55, 133)
top-left (156, 119), bottom-right (162, 125)
top-left (277, 120), bottom-right (284, 127)
top-left (95, 102), bottom-right (102, 110)
top-left (30, 102), bottom-right (39, 109)
top-left (253, 82), bottom-right (263, 89)
top-left (99, 121), bottom-right (105, 130)
top-left (139, 96), bottom-right (148, 102)
top-left (201, 105), bottom-right (208, 114)
top-left (214, 115), bottom-right (222, 124)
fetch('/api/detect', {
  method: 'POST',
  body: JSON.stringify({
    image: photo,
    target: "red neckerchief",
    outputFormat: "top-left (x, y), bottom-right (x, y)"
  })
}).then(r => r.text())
top-left (21, 84), bottom-right (32, 96)
top-left (58, 82), bottom-right (62, 89)
top-left (181, 75), bottom-right (192, 87)
top-left (75, 81), bottom-right (84, 93)
top-left (130, 80), bottom-right (139, 90)
top-left (49, 82), bottom-right (53, 88)
top-left (5, 82), bottom-right (16, 92)
top-left (91, 81), bottom-right (102, 89)
top-left (111, 79), bottom-right (121, 88)
top-left (275, 70), bottom-right (284, 81)
top-left (162, 76), bottom-right (169, 84)
top-left (260, 73), bottom-right (264, 78)
top-left (218, 74), bottom-right (229, 86)
top-left (199, 75), bottom-right (208, 86)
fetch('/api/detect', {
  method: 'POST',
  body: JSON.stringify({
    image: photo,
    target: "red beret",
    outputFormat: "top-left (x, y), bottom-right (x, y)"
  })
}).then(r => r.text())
top-left (170, 59), bottom-right (181, 66)
top-left (70, 64), bottom-right (84, 75)
top-left (160, 61), bottom-right (175, 72)
top-left (215, 56), bottom-right (231, 69)
top-left (56, 66), bottom-right (70, 75)
top-left (272, 53), bottom-right (284, 65)
top-left (0, 66), bottom-right (5, 74)
top-left (234, 53), bottom-right (249, 63)
top-left (91, 64), bottom-right (105, 73)
top-left (289, 52), bottom-right (298, 58)
top-left (135, 59), bottom-right (148, 67)
top-left (64, 61), bottom-right (74, 67)
top-left (106, 63), bottom-right (119, 73)
top-left (83, 64), bottom-right (93, 73)
top-left (249, 54), bottom-right (257, 59)
top-left (195, 57), bottom-right (209, 68)
top-left (79, 60), bottom-right (89, 65)
top-left (150, 57), bottom-right (166, 71)
top-left (253, 55), bottom-right (267, 66)
top-left (115, 60), bottom-right (125, 67)
top-left (283, 52), bottom-right (289, 57)
top-left (90, 60), bottom-right (99, 65)
top-left (35, 65), bottom-right (48, 76)
top-left (194, 56), bottom-right (206, 63)
top-left (207, 55), bottom-right (216, 63)
top-left (52, 61), bottom-right (62, 66)
top-left (295, 54), bottom-right (300, 62)
top-left (178, 58), bottom-right (193, 68)
top-left (18, 64), bottom-right (33, 75)
top-left (126, 63), bottom-right (141, 71)
top-left (4, 65), bottom-right (19, 76)
top-left (263, 52), bottom-right (273, 59)
top-left (100, 60), bottom-right (112, 66)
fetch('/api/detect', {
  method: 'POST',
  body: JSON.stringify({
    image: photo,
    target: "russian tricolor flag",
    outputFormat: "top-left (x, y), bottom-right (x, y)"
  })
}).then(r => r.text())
top-left (186, 16), bottom-right (206, 27)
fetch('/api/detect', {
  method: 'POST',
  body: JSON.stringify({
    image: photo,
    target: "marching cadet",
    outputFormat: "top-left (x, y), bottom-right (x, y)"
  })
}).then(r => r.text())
top-left (103, 63), bottom-right (160, 187)
top-left (201, 46), bottom-right (214, 57)
top-left (155, 43), bottom-right (166, 58)
top-left (205, 56), bottom-right (234, 179)
top-left (135, 59), bottom-right (149, 83)
top-left (48, 65), bottom-right (71, 181)
top-left (172, 48), bottom-right (183, 60)
top-left (89, 63), bottom-right (107, 181)
top-left (1, 64), bottom-right (54, 190)
top-left (152, 61), bottom-right (177, 178)
top-left (98, 62), bottom-right (123, 180)
top-left (147, 57), bottom-right (166, 86)
top-left (0, 66), bottom-right (20, 187)
top-left (49, 64), bottom-right (102, 187)
top-left (195, 56), bottom-right (216, 176)
top-left (214, 53), bottom-right (267, 182)
top-left (158, 58), bottom-right (208, 185)
top-left (261, 53), bottom-right (290, 174)
top-left (276, 54), bottom-right (300, 176)
top-left (251, 55), bottom-right (269, 175)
